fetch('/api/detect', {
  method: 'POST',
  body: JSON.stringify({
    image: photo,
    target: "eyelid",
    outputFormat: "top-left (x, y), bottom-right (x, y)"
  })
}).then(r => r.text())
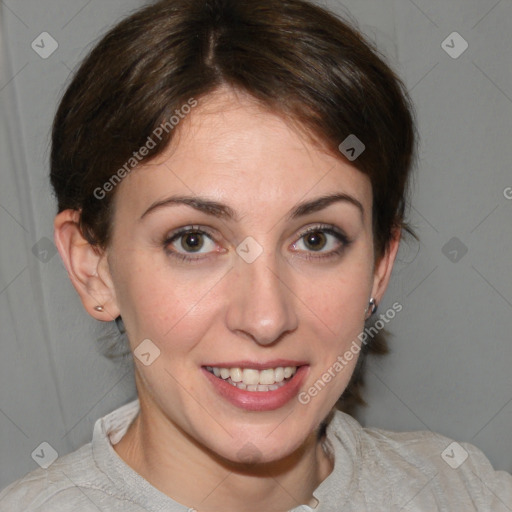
top-left (164, 223), bottom-right (348, 244)
top-left (294, 223), bottom-right (350, 245)
top-left (163, 225), bottom-right (221, 260)
top-left (297, 223), bottom-right (348, 238)
top-left (162, 223), bottom-right (351, 263)
top-left (165, 225), bottom-right (217, 241)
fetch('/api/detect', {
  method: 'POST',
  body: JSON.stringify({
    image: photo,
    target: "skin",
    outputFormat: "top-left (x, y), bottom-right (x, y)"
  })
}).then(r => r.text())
top-left (54, 87), bottom-right (399, 512)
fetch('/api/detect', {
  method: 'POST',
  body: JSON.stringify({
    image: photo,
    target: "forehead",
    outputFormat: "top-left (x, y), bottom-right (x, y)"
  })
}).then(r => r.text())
top-left (115, 88), bottom-right (372, 220)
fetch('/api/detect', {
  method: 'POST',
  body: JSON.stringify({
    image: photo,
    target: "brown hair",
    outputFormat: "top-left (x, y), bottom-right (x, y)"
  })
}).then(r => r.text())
top-left (50, 0), bottom-right (417, 413)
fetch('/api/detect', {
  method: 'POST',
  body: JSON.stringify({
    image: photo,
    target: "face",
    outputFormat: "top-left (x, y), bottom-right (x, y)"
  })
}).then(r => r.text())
top-left (101, 88), bottom-right (390, 464)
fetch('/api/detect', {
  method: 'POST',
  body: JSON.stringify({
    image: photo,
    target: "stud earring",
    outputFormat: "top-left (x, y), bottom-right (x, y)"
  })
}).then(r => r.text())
top-left (94, 305), bottom-right (104, 312)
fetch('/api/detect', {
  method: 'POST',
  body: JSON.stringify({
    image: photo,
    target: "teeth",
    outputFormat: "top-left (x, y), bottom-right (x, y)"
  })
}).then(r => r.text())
top-left (242, 369), bottom-right (260, 385)
top-left (208, 365), bottom-right (298, 387)
top-left (274, 367), bottom-right (284, 383)
top-left (259, 369), bottom-right (276, 385)
top-left (230, 368), bottom-right (243, 382)
top-left (283, 367), bottom-right (294, 378)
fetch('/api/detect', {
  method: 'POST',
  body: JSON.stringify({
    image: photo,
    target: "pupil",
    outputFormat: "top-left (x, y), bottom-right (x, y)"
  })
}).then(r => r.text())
top-left (183, 233), bottom-right (203, 252)
top-left (305, 232), bottom-right (326, 251)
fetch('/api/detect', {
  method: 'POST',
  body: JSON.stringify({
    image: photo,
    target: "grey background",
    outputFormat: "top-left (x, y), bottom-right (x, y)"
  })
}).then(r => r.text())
top-left (0, 0), bottom-right (511, 490)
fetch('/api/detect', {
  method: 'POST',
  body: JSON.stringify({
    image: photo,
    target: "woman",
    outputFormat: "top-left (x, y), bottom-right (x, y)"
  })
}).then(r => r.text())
top-left (1, 0), bottom-right (510, 510)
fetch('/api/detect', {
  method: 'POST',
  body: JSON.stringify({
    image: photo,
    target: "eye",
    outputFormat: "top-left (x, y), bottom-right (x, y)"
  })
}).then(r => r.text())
top-left (291, 225), bottom-right (350, 260)
top-left (163, 226), bottom-right (219, 262)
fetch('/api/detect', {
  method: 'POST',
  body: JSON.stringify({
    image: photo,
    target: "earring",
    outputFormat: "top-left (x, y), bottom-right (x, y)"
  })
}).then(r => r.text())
top-left (94, 305), bottom-right (104, 312)
top-left (367, 298), bottom-right (378, 317)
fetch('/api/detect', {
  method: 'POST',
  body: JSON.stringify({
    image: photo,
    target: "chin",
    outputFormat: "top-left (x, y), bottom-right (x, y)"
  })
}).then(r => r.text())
top-left (199, 422), bottom-right (311, 467)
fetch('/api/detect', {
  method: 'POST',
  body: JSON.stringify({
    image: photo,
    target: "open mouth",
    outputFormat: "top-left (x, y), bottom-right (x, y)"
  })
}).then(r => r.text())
top-left (205, 365), bottom-right (298, 392)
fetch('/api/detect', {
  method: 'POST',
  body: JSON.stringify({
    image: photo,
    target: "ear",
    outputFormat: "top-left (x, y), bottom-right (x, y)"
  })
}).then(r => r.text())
top-left (53, 209), bottom-right (120, 322)
top-left (370, 228), bottom-right (401, 306)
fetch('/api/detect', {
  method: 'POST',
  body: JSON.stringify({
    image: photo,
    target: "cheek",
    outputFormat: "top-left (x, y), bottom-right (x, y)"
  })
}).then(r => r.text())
top-left (297, 275), bottom-right (369, 414)
top-left (114, 255), bottom-right (226, 350)
top-left (299, 257), bottom-right (373, 333)
top-left (296, 249), bottom-right (373, 393)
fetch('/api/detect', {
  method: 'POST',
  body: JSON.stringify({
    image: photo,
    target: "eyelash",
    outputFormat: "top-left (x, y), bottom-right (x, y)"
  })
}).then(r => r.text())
top-left (294, 225), bottom-right (351, 261)
top-left (162, 224), bottom-right (351, 263)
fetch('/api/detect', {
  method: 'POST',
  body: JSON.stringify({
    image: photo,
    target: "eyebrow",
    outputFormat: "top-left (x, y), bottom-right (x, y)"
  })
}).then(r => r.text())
top-left (139, 192), bottom-right (364, 222)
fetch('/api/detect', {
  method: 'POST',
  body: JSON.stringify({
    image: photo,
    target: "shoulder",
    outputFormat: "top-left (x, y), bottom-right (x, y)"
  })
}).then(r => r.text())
top-left (0, 399), bottom-right (149, 512)
top-left (0, 442), bottom-right (109, 512)
top-left (328, 411), bottom-right (512, 510)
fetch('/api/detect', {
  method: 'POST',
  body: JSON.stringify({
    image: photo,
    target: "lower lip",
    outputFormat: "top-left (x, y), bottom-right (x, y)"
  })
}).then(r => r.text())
top-left (202, 366), bottom-right (309, 411)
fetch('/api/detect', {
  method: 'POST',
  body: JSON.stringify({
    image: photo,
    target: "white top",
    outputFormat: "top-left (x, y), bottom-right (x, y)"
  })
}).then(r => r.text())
top-left (1, 398), bottom-right (511, 511)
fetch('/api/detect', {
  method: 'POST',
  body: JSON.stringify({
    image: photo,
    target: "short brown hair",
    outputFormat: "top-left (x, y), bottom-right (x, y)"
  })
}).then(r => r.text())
top-left (50, 0), bottom-right (417, 413)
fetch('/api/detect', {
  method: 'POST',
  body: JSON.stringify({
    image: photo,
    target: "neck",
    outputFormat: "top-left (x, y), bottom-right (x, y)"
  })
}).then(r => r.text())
top-left (113, 395), bottom-right (334, 512)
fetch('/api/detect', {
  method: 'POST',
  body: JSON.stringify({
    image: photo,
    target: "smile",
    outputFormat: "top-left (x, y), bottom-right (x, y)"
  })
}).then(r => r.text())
top-left (205, 366), bottom-right (298, 391)
top-left (202, 363), bottom-right (309, 411)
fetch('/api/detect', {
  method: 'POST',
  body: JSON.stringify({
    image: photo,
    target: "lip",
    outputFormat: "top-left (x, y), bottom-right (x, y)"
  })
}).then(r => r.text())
top-left (202, 364), bottom-right (309, 411)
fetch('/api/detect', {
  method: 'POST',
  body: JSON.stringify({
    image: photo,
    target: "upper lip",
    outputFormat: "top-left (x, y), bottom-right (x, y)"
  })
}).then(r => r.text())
top-left (203, 360), bottom-right (308, 370)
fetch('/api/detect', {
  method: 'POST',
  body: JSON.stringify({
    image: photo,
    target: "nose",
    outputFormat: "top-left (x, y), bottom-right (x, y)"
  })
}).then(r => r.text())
top-left (225, 250), bottom-right (298, 346)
